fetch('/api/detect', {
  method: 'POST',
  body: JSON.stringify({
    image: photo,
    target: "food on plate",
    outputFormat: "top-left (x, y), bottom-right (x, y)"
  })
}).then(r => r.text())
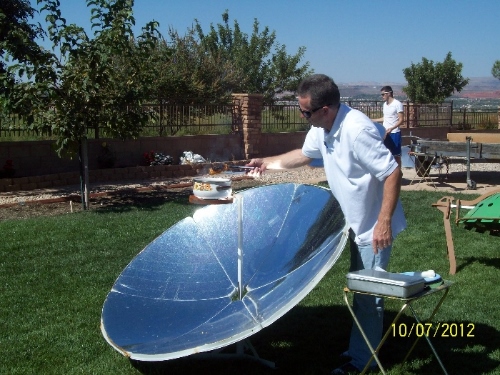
top-left (209, 164), bottom-right (229, 175)
top-left (208, 164), bottom-right (256, 175)
top-left (193, 182), bottom-right (213, 191)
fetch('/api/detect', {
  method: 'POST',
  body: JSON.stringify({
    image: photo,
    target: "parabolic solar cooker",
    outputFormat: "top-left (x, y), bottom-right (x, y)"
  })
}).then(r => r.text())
top-left (100, 183), bottom-right (348, 366)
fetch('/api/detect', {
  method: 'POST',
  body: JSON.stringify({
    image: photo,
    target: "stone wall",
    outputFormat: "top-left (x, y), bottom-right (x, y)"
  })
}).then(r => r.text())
top-left (0, 134), bottom-right (243, 179)
top-left (1, 91), bottom-right (491, 192)
top-left (259, 131), bottom-right (308, 155)
top-left (0, 162), bottom-right (238, 192)
top-left (0, 127), bottom-right (450, 193)
top-left (400, 127), bottom-right (451, 144)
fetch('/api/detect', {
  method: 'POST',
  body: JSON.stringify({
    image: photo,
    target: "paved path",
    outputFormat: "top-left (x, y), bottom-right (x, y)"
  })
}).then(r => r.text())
top-left (1, 163), bottom-right (499, 207)
top-left (401, 165), bottom-right (500, 195)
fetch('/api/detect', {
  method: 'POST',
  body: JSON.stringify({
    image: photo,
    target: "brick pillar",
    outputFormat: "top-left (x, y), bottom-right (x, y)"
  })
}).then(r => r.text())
top-left (406, 102), bottom-right (419, 128)
top-left (498, 106), bottom-right (500, 129)
top-left (232, 93), bottom-right (264, 159)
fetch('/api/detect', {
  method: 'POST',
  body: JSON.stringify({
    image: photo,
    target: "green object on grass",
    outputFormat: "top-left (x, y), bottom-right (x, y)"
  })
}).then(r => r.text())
top-left (458, 193), bottom-right (500, 232)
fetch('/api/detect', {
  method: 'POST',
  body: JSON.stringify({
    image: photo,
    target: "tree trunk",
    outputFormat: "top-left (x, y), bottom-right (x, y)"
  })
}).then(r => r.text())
top-left (79, 138), bottom-right (90, 210)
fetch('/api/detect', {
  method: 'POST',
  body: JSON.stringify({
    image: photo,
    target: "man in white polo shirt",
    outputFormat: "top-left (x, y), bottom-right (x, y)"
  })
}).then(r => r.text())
top-left (372, 86), bottom-right (404, 166)
top-left (247, 74), bottom-right (406, 374)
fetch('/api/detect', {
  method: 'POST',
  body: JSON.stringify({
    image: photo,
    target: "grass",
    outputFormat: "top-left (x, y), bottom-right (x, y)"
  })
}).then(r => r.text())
top-left (1, 190), bottom-right (499, 374)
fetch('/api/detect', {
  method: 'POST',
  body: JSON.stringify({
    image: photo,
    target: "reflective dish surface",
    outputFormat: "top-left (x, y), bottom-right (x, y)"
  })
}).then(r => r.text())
top-left (101, 183), bottom-right (348, 361)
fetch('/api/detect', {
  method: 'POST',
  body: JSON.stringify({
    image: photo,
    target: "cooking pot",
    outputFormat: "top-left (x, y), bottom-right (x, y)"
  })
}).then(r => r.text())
top-left (192, 177), bottom-right (232, 199)
top-left (410, 144), bottom-right (429, 154)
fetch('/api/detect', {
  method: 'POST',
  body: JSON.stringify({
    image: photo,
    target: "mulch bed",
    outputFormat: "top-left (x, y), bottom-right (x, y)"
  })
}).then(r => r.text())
top-left (0, 177), bottom-right (264, 221)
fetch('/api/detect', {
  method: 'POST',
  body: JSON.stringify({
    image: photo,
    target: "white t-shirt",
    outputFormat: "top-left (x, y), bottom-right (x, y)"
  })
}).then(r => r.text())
top-left (302, 104), bottom-right (406, 245)
top-left (383, 99), bottom-right (403, 133)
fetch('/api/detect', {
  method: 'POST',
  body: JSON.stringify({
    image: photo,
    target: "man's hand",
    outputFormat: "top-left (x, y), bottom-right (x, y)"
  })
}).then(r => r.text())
top-left (246, 149), bottom-right (311, 175)
top-left (246, 158), bottom-right (266, 177)
top-left (372, 219), bottom-right (393, 254)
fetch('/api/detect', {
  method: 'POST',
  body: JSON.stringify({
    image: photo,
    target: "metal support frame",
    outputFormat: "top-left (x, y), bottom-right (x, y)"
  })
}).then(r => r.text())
top-left (465, 137), bottom-right (476, 190)
top-left (343, 281), bottom-right (453, 375)
top-left (409, 152), bottom-right (438, 188)
top-left (193, 339), bottom-right (276, 368)
top-left (194, 194), bottom-right (275, 369)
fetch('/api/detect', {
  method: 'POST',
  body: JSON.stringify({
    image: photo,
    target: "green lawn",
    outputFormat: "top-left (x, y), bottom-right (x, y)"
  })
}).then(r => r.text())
top-left (1, 189), bottom-right (499, 374)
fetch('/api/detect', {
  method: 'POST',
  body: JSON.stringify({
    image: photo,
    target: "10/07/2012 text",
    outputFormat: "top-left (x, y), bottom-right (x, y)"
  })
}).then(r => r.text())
top-left (391, 322), bottom-right (475, 338)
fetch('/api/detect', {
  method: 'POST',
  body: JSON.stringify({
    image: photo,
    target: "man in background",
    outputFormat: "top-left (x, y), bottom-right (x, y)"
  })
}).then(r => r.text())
top-left (372, 86), bottom-right (404, 166)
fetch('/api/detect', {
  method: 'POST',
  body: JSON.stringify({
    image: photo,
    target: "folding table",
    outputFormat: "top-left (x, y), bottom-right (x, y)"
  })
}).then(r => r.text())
top-left (343, 281), bottom-right (453, 375)
top-left (408, 152), bottom-right (438, 188)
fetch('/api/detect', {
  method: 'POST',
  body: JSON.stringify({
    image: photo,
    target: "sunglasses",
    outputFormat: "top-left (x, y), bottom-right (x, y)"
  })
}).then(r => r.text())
top-left (381, 92), bottom-right (391, 96)
top-left (298, 104), bottom-right (331, 119)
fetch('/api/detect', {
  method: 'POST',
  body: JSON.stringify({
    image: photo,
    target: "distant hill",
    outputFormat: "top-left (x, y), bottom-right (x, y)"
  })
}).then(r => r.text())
top-left (337, 83), bottom-right (405, 98)
top-left (462, 77), bottom-right (500, 91)
top-left (337, 77), bottom-right (500, 99)
top-left (457, 77), bottom-right (500, 99)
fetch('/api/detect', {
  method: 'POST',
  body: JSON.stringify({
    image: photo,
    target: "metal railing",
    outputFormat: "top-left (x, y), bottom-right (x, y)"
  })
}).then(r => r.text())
top-left (261, 104), bottom-right (309, 132)
top-left (349, 100), bottom-right (497, 129)
top-left (453, 108), bottom-right (498, 130)
top-left (346, 100), bottom-right (382, 119)
top-left (1, 100), bottom-right (498, 139)
top-left (405, 102), bottom-right (454, 127)
top-left (141, 103), bottom-right (237, 136)
top-left (0, 113), bottom-right (55, 139)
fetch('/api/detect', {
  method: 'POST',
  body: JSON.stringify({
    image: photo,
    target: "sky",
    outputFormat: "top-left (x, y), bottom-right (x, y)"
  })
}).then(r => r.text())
top-left (29, 0), bottom-right (500, 84)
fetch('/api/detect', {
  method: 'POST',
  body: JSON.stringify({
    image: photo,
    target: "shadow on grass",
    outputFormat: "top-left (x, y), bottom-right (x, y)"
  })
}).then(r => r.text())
top-left (127, 304), bottom-right (500, 375)
top-left (90, 189), bottom-right (193, 214)
top-left (403, 169), bottom-right (499, 182)
top-left (88, 184), bottom-right (272, 215)
top-left (88, 184), bottom-right (267, 215)
top-left (458, 256), bottom-right (500, 273)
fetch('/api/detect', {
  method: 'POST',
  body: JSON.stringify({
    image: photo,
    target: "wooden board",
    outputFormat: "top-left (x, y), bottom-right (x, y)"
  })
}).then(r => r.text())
top-left (447, 133), bottom-right (500, 143)
top-left (188, 195), bottom-right (234, 205)
top-left (415, 140), bottom-right (500, 160)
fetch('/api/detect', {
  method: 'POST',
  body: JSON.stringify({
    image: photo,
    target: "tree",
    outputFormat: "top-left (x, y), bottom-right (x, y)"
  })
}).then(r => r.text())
top-left (139, 28), bottom-right (239, 104)
top-left (492, 60), bottom-right (500, 80)
top-left (194, 11), bottom-right (312, 103)
top-left (3, 0), bottom-right (161, 150)
top-left (0, 0), bottom-right (44, 76)
top-left (402, 52), bottom-right (469, 103)
top-left (111, 10), bottom-right (311, 107)
top-left (2, 4), bottom-right (310, 206)
top-left (0, 0), bottom-right (53, 100)
top-left (1, 0), bottom-right (161, 208)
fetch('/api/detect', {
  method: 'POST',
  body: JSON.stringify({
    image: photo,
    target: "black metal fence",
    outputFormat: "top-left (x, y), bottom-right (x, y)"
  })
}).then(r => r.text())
top-left (347, 100), bottom-right (498, 129)
top-left (345, 100), bottom-right (382, 119)
top-left (409, 102), bottom-right (454, 127)
top-left (261, 104), bottom-right (309, 132)
top-left (0, 113), bottom-right (55, 139)
top-left (141, 103), bottom-right (239, 136)
top-left (1, 100), bottom-right (497, 139)
top-left (453, 107), bottom-right (498, 130)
